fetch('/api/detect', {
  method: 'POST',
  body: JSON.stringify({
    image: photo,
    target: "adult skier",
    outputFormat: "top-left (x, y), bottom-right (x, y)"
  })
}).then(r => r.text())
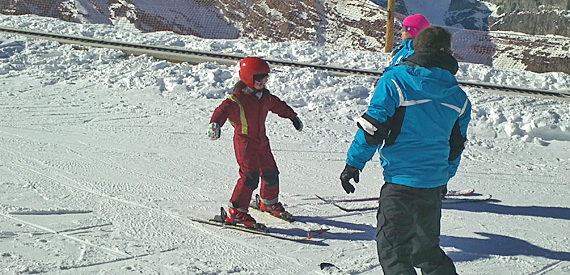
top-left (340, 26), bottom-right (471, 275)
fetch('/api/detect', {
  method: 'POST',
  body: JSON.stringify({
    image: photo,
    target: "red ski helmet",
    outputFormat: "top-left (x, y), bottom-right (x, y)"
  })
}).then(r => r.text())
top-left (239, 57), bottom-right (270, 88)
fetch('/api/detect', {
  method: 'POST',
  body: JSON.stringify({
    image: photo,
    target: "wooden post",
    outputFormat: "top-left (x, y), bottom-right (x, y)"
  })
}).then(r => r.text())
top-left (384, 0), bottom-right (396, 53)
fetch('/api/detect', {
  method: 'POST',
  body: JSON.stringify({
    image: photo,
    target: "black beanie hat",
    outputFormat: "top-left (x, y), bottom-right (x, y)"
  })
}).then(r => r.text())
top-left (413, 26), bottom-right (452, 53)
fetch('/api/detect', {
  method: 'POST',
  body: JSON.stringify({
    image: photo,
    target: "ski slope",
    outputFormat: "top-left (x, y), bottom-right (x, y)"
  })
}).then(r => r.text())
top-left (1, 14), bottom-right (570, 275)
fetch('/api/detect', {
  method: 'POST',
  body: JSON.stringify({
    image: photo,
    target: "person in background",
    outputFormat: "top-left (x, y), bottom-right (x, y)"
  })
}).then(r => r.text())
top-left (207, 57), bottom-right (303, 227)
top-left (385, 14), bottom-right (431, 72)
top-left (340, 26), bottom-right (470, 275)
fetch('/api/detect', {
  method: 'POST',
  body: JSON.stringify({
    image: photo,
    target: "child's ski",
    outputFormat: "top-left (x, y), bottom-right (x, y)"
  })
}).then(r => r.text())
top-left (249, 207), bottom-right (295, 222)
top-left (250, 194), bottom-right (295, 222)
top-left (189, 208), bottom-right (323, 244)
top-left (249, 195), bottom-right (330, 235)
top-left (247, 208), bottom-right (331, 235)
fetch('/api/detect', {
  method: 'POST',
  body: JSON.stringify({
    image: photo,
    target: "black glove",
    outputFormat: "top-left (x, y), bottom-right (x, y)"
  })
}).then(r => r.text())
top-left (340, 164), bottom-right (359, 194)
top-left (292, 116), bottom-right (303, 131)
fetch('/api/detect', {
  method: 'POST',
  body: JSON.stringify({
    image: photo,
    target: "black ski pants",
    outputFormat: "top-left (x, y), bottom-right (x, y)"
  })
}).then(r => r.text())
top-left (376, 182), bottom-right (457, 275)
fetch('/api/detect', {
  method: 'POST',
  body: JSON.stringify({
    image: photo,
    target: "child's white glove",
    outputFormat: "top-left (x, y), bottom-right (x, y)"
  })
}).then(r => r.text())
top-left (207, 122), bottom-right (220, 140)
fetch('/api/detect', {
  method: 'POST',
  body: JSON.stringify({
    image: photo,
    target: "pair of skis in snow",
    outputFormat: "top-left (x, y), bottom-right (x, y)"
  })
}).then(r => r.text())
top-left (191, 189), bottom-right (490, 243)
top-left (190, 195), bottom-right (328, 244)
top-left (189, 210), bottom-right (324, 243)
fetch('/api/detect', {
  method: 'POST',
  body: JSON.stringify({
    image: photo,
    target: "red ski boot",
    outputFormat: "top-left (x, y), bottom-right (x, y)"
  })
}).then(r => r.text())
top-left (259, 200), bottom-right (295, 221)
top-left (259, 201), bottom-right (286, 215)
top-left (225, 207), bottom-right (257, 228)
top-left (250, 195), bottom-right (295, 222)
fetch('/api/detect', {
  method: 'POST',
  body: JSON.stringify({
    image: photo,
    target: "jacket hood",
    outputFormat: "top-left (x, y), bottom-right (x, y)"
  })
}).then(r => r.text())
top-left (404, 50), bottom-right (458, 74)
top-left (390, 51), bottom-right (462, 99)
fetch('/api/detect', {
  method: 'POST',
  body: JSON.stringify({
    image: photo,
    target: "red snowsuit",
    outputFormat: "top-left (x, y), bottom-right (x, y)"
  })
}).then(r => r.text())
top-left (210, 86), bottom-right (297, 211)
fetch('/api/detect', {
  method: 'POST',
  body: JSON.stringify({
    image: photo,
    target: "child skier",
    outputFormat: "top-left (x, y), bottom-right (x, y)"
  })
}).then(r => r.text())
top-left (207, 57), bottom-right (303, 227)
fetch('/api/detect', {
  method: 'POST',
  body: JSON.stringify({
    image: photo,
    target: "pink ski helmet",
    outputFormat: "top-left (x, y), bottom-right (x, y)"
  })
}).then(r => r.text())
top-left (402, 14), bottom-right (430, 38)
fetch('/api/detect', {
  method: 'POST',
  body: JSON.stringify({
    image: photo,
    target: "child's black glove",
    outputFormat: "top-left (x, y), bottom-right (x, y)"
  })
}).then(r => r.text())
top-left (340, 164), bottom-right (359, 194)
top-left (292, 116), bottom-right (303, 131)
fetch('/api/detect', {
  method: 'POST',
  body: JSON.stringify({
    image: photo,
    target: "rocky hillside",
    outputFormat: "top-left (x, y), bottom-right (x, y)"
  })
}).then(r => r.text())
top-left (485, 0), bottom-right (570, 37)
top-left (378, 0), bottom-right (570, 37)
top-left (0, 0), bottom-right (568, 75)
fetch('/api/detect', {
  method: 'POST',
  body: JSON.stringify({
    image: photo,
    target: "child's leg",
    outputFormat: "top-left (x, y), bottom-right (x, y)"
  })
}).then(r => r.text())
top-left (229, 168), bottom-right (259, 210)
top-left (231, 138), bottom-right (260, 210)
top-left (260, 169), bottom-right (279, 204)
top-left (259, 147), bottom-right (279, 203)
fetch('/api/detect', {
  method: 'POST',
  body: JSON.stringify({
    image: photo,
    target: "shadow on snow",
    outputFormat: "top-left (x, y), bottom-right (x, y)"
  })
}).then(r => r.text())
top-left (294, 215), bottom-right (376, 241)
top-left (444, 201), bottom-right (570, 262)
top-left (444, 200), bottom-right (570, 221)
top-left (442, 232), bottom-right (570, 263)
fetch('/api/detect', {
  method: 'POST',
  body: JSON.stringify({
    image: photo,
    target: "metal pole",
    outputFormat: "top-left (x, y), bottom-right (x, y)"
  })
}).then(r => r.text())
top-left (384, 0), bottom-right (396, 53)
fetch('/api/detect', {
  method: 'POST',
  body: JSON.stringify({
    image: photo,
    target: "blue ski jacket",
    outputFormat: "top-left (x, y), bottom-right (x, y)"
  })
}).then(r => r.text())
top-left (384, 39), bottom-right (415, 72)
top-left (346, 51), bottom-right (471, 188)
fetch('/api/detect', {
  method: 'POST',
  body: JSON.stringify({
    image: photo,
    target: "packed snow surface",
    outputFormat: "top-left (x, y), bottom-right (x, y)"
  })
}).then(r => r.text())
top-left (1, 14), bottom-right (570, 275)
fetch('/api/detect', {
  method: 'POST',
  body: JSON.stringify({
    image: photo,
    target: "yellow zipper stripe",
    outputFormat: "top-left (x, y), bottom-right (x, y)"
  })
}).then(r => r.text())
top-left (228, 95), bottom-right (248, 135)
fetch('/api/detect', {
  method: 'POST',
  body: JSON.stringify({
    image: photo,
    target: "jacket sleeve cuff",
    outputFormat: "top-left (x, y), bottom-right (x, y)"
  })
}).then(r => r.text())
top-left (346, 160), bottom-right (365, 171)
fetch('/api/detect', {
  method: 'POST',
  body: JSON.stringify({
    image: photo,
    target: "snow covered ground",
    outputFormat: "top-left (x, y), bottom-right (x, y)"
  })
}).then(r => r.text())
top-left (1, 14), bottom-right (570, 275)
